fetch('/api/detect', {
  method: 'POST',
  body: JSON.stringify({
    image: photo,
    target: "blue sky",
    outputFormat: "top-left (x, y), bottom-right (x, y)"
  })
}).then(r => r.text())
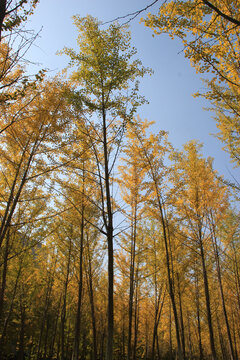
top-left (26, 0), bottom-right (239, 180)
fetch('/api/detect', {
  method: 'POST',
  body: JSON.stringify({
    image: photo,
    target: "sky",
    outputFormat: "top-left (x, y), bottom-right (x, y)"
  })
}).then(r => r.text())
top-left (25, 0), bottom-right (239, 181)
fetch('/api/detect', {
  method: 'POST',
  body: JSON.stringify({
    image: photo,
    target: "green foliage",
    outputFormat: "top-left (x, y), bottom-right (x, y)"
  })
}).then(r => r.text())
top-left (61, 15), bottom-right (150, 121)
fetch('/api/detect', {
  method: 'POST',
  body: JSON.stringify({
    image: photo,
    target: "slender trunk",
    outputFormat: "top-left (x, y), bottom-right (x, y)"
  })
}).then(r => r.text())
top-left (72, 164), bottom-right (85, 360)
top-left (153, 179), bottom-right (182, 359)
top-left (100, 326), bottom-right (106, 360)
top-left (210, 223), bottom-right (235, 360)
top-left (151, 288), bottom-right (165, 360)
top-left (0, 261), bottom-right (21, 353)
top-left (49, 295), bottom-right (62, 359)
top-left (156, 332), bottom-right (161, 360)
top-left (177, 273), bottom-right (186, 359)
top-left (18, 292), bottom-right (25, 360)
top-left (102, 105), bottom-right (114, 360)
top-left (151, 236), bottom-right (158, 360)
top-left (151, 295), bottom-right (160, 360)
top-left (232, 310), bottom-right (239, 360)
top-left (169, 303), bottom-right (173, 360)
top-left (86, 234), bottom-right (98, 360)
top-left (187, 312), bottom-right (193, 360)
top-left (61, 239), bottom-right (72, 360)
top-left (122, 310), bottom-right (126, 359)
top-left (163, 233), bottom-right (182, 359)
top-left (216, 314), bottom-right (226, 359)
top-left (133, 267), bottom-right (139, 360)
top-left (195, 271), bottom-right (204, 360)
top-left (43, 317), bottom-right (50, 359)
top-left (128, 201), bottom-right (137, 360)
top-left (37, 259), bottom-right (56, 360)
top-left (145, 315), bottom-right (149, 360)
top-left (0, 229), bottom-right (10, 321)
top-left (232, 242), bottom-right (240, 312)
top-left (199, 240), bottom-right (217, 360)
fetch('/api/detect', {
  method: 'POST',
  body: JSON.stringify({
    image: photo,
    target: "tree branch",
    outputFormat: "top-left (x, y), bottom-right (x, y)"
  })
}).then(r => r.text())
top-left (102, 0), bottom-right (160, 26)
top-left (202, 0), bottom-right (240, 27)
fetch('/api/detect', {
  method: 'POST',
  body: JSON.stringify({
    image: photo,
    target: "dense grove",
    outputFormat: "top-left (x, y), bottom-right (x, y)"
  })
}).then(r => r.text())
top-left (0, 1), bottom-right (240, 360)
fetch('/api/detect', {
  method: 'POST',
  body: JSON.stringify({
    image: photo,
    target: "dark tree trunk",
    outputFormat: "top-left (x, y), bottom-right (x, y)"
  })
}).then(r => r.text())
top-left (18, 293), bottom-right (25, 360)
top-left (195, 272), bottom-right (204, 360)
top-left (0, 261), bottom-right (21, 354)
top-left (199, 240), bottom-right (217, 360)
top-left (72, 165), bottom-right (85, 360)
top-left (86, 234), bottom-right (98, 360)
top-left (128, 202), bottom-right (137, 360)
top-left (177, 273), bottom-right (186, 359)
top-left (61, 239), bottom-right (72, 360)
top-left (0, 0), bottom-right (6, 41)
top-left (102, 105), bottom-right (114, 360)
top-left (37, 258), bottom-right (56, 360)
top-left (49, 295), bottom-right (62, 359)
top-left (151, 288), bottom-right (165, 360)
top-left (133, 268), bottom-right (139, 360)
top-left (0, 229), bottom-right (10, 322)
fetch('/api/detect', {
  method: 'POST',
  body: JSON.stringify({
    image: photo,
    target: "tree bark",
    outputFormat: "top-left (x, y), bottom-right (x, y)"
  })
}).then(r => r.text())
top-left (0, 229), bottom-right (10, 322)
top-left (128, 200), bottom-right (137, 360)
top-left (199, 240), bottom-right (217, 360)
top-left (86, 233), bottom-right (98, 360)
top-left (72, 165), bottom-right (85, 360)
top-left (61, 238), bottom-right (72, 360)
top-left (0, 0), bottom-right (6, 41)
top-left (102, 104), bottom-right (114, 360)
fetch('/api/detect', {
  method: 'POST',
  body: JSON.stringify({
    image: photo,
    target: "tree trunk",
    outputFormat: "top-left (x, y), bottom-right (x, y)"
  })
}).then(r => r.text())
top-left (187, 312), bottom-right (193, 360)
top-left (0, 229), bottom-right (10, 322)
top-left (153, 179), bottom-right (183, 359)
top-left (128, 202), bottom-right (137, 360)
top-left (18, 292), bottom-right (25, 360)
top-left (102, 105), bottom-right (114, 360)
top-left (133, 267), bottom-right (139, 360)
top-left (151, 288), bottom-right (165, 360)
top-left (199, 240), bottom-right (217, 360)
top-left (0, 260), bottom-right (21, 355)
top-left (86, 233), bottom-right (98, 360)
top-left (61, 238), bottom-right (72, 360)
top-left (37, 257), bottom-right (56, 360)
top-left (0, 0), bottom-right (6, 41)
top-left (195, 271), bottom-right (204, 360)
top-left (72, 164), bottom-right (85, 360)
top-left (210, 222), bottom-right (235, 360)
top-left (49, 295), bottom-right (62, 359)
top-left (177, 273), bottom-right (186, 359)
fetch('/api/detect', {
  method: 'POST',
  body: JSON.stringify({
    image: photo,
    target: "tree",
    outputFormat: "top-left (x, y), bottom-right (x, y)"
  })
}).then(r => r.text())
top-left (0, 0), bottom-right (41, 106)
top-left (170, 141), bottom-right (230, 359)
top-left (0, 78), bottom-right (72, 250)
top-left (62, 15), bottom-right (148, 360)
top-left (118, 121), bottom-right (149, 360)
top-left (144, 0), bottom-right (240, 167)
top-left (124, 117), bottom-right (185, 359)
top-left (0, 0), bottom-right (39, 41)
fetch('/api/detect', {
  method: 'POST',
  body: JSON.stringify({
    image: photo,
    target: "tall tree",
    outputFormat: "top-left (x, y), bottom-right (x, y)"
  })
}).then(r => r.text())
top-left (126, 118), bottom-right (184, 359)
top-left (170, 141), bottom-right (229, 359)
top-left (118, 122), bottom-right (149, 360)
top-left (144, 0), bottom-right (240, 167)
top-left (62, 16), bottom-right (148, 360)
